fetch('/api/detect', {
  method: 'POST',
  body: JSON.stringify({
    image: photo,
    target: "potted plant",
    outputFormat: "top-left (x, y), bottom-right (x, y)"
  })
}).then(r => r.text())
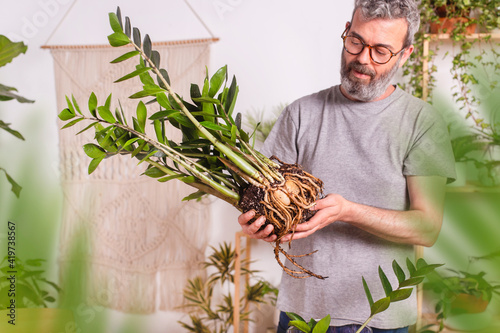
top-left (178, 242), bottom-right (278, 333)
top-left (422, 262), bottom-right (500, 332)
top-left (429, 0), bottom-right (478, 34)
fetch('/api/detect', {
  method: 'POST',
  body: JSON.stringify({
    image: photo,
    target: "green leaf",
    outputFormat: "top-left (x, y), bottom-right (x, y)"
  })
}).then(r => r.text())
top-left (192, 96), bottom-right (221, 105)
top-left (414, 264), bottom-right (444, 277)
top-left (58, 108), bottom-right (75, 121)
top-left (362, 277), bottom-right (374, 307)
top-left (88, 157), bottom-right (104, 174)
top-left (370, 297), bottom-right (391, 316)
top-left (312, 315), bottom-right (330, 333)
top-left (392, 260), bottom-right (406, 284)
top-left (124, 16), bottom-right (131, 37)
top-left (97, 106), bottom-right (116, 123)
top-left (182, 190), bottom-right (206, 201)
top-left (399, 276), bottom-right (425, 288)
top-left (107, 32), bottom-right (130, 47)
top-left (406, 258), bottom-right (416, 276)
top-left (0, 168), bottom-right (22, 198)
top-left (136, 101), bottom-right (147, 131)
top-left (0, 84), bottom-right (34, 103)
top-left (149, 109), bottom-right (178, 120)
top-left (156, 92), bottom-right (171, 109)
top-left (114, 67), bottom-right (152, 83)
top-left (199, 121), bottom-right (230, 133)
top-left (83, 143), bottom-right (106, 159)
top-left (0, 35), bottom-right (27, 68)
top-left (379, 266), bottom-right (393, 297)
top-left (88, 92), bottom-right (97, 117)
top-left (151, 50), bottom-right (160, 68)
top-left (288, 320), bottom-right (311, 333)
top-left (108, 12), bottom-right (123, 33)
top-left (129, 88), bottom-right (166, 99)
top-left (0, 120), bottom-right (24, 140)
top-left (71, 95), bottom-right (82, 115)
top-left (158, 174), bottom-right (187, 183)
top-left (225, 75), bottom-right (238, 116)
top-left (143, 34), bottom-right (152, 58)
top-left (133, 28), bottom-right (141, 46)
top-left (389, 288), bottom-right (413, 302)
top-left (144, 167), bottom-right (166, 178)
top-left (286, 312), bottom-right (306, 322)
top-left (110, 50), bottom-right (140, 63)
top-left (61, 117), bottom-right (85, 129)
top-left (208, 65), bottom-right (227, 97)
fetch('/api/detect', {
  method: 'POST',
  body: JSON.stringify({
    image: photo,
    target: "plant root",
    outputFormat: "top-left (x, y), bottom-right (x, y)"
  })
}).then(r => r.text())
top-left (239, 156), bottom-right (325, 279)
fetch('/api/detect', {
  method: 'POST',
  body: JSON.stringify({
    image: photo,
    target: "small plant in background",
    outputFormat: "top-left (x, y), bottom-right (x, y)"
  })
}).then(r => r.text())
top-left (0, 35), bottom-right (34, 197)
top-left (244, 103), bottom-right (286, 146)
top-left (178, 242), bottom-right (278, 333)
top-left (286, 258), bottom-right (443, 333)
top-left (422, 251), bottom-right (500, 333)
top-left (0, 256), bottom-right (61, 309)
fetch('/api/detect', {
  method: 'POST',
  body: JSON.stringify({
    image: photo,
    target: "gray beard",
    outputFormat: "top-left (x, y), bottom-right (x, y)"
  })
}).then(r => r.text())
top-left (340, 53), bottom-right (401, 102)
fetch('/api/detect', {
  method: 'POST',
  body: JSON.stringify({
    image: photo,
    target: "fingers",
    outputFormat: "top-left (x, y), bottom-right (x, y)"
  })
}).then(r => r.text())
top-left (238, 210), bottom-right (276, 242)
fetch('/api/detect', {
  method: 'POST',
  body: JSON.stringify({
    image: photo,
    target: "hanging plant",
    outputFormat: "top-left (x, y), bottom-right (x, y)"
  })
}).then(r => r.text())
top-left (58, 7), bottom-right (325, 279)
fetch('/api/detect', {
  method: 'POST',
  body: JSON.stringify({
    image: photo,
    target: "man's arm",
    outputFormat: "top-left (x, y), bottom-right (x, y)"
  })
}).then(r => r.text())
top-left (239, 175), bottom-right (448, 247)
top-left (281, 175), bottom-right (447, 247)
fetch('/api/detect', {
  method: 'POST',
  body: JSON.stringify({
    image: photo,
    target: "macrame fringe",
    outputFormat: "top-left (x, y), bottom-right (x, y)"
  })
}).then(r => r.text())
top-left (52, 41), bottom-right (215, 314)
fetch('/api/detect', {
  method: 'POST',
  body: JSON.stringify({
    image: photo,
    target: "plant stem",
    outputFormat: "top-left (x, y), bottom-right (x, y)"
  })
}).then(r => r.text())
top-left (129, 39), bottom-right (265, 184)
top-left (355, 316), bottom-right (373, 333)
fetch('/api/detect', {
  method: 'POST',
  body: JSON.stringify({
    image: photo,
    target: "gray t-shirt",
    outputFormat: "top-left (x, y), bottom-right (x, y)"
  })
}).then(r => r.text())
top-left (260, 85), bottom-right (456, 329)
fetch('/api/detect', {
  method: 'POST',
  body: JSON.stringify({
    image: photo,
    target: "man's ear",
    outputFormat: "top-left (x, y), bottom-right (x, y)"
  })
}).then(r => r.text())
top-left (345, 21), bottom-right (351, 30)
top-left (399, 44), bottom-right (414, 68)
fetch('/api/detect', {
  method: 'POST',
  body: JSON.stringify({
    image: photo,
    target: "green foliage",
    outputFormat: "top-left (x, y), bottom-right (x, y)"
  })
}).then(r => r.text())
top-left (58, 7), bottom-right (288, 208)
top-left (0, 35), bottom-right (34, 198)
top-left (287, 258), bottom-right (442, 333)
top-left (401, 0), bottom-right (500, 122)
top-left (0, 257), bottom-right (61, 309)
top-left (178, 242), bottom-right (278, 333)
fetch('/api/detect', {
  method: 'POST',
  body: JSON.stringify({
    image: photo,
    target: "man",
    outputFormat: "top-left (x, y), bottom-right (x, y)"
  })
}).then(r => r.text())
top-left (238, 0), bottom-right (456, 332)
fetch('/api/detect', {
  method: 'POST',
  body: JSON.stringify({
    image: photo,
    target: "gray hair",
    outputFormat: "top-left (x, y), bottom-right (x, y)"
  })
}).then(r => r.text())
top-left (352, 0), bottom-right (420, 47)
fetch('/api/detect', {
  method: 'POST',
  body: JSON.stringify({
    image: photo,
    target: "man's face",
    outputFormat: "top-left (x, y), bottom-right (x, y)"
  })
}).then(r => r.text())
top-left (340, 10), bottom-right (413, 102)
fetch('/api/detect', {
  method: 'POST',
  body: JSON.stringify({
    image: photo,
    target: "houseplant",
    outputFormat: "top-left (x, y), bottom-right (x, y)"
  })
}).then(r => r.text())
top-left (286, 258), bottom-right (443, 333)
top-left (0, 35), bottom-right (34, 197)
top-left (58, 7), bottom-right (326, 279)
top-left (422, 268), bottom-right (500, 332)
top-left (178, 242), bottom-right (278, 333)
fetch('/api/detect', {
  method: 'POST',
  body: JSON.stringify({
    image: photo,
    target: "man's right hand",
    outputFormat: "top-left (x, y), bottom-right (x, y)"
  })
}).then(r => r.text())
top-left (238, 210), bottom-right (277, 242)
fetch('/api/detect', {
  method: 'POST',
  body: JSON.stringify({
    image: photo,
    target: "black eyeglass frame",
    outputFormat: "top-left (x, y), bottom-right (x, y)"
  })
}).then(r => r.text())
top-left (340, 26), bottom-right (406, 65)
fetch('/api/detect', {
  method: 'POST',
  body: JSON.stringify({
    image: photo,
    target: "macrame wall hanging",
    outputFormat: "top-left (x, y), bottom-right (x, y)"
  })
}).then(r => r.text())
top-left (44, 39), bottom-right (218, 313)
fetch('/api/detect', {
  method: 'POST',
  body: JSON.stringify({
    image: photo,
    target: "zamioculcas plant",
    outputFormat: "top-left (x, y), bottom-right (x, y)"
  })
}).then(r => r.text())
top-left (58, 7), bottom-right (324, 279)
top-left (287, 258), bottom-right (443, 333)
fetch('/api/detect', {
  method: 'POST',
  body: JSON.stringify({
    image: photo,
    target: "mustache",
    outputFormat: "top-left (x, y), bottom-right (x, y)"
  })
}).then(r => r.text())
top-left (348, 61), bottom-right (376, 78)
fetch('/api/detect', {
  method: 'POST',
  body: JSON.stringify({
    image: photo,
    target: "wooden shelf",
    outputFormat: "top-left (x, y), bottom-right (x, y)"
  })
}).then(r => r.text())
top-left (421, 32), bottom-right (500, 101)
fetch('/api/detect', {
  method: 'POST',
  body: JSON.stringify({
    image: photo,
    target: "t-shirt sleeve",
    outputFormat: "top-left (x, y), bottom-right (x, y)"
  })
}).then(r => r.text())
top-left (403, 106), bottom-right (457, 183)
top-left (260, 106), bottom-right (299, 164)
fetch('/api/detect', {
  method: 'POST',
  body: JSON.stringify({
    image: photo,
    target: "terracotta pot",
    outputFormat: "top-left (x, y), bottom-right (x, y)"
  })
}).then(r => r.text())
top-left (430, 17), bottom-right (477, 34)
top-left (450, 293), bottom-right (489, 314)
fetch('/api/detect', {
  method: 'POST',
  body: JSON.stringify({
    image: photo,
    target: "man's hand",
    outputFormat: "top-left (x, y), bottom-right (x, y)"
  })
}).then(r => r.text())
top-left (279, 193), bottom-right (347, 243)
top-left (238, 210), bottom-right (277, 242)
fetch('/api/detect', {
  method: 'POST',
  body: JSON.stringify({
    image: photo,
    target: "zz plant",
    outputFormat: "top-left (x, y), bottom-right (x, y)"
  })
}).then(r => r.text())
top-left (287, 258), bottom-right (443, 333)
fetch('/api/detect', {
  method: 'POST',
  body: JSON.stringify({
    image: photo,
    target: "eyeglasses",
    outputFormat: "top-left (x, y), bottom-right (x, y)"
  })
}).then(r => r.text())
top-left (341, 27), bottom-right (406, 65)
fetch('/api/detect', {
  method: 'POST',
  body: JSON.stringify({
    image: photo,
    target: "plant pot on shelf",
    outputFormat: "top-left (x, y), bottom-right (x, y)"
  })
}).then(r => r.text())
top-left (430, 17), bottom-right (477, 34)
top-left (450, 293), bottom-right (489, 314)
